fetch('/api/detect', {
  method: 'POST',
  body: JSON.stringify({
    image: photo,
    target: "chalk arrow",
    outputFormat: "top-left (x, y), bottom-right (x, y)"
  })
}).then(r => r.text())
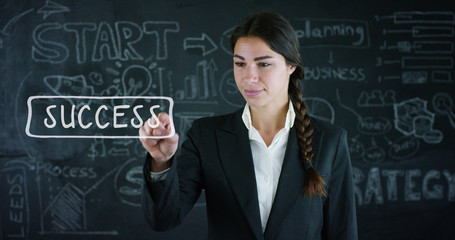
top-left (328, 51), bottom-right (335, 64)
top-left (108, 148), bottom-right (130, 157)
top-left (37, 0), bottom-right (70, 19)
top-left (184, 33), bottom-right (218, 56)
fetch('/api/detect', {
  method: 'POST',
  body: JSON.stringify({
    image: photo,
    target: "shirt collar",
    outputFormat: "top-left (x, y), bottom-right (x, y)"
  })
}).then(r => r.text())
top-left (242, 100), bottom-right (296, 131)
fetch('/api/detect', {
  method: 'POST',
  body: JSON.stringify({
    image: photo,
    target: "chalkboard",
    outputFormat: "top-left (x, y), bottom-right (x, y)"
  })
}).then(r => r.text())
top-left (1, 0), bottom-right (454, 239)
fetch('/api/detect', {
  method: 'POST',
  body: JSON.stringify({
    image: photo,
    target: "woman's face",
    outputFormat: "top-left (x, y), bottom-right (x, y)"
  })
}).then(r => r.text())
top-left (233, 36), bottom-right (295, 110)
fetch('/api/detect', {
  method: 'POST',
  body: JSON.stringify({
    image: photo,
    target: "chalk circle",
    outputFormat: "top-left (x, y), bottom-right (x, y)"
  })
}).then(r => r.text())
top-left (362, 146), bottom-right (385, 164)
top-left (432, 92), bottom-right (453, 115)
top-left (219, 69), bottom-right (244, 108)
top-left (423, 130), bottom-right (443, 144)
top-left (114, 158), bottom-right (143, 207)
top-left (388, 135), bottom-right (420, 161)
top-left (303, 97), bottom-right (335, 124)
top-left (220, 26), bottom-right (235, 55)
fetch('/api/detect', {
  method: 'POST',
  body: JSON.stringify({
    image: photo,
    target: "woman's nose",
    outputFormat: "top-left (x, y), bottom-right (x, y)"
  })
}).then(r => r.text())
top-left (244, 66), bottom-right (258, 84)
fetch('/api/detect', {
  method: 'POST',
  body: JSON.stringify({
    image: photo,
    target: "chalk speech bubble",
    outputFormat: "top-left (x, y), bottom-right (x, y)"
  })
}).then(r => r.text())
top-left (26, 96), bottom-right (175, 139)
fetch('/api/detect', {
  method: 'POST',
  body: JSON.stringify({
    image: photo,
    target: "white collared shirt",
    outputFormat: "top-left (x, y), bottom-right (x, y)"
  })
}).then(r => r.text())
top-left (241, 101), bottom-right (295, 232)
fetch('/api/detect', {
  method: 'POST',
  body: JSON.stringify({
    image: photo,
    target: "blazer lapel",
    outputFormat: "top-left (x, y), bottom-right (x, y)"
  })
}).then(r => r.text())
top-left (216, 110), bottom-right (264, 240)
top-left (264, 123), bottom-right (324, 239)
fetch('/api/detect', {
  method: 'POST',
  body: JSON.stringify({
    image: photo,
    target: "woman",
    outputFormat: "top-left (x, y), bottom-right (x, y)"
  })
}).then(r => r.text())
top-left (140, 12), bottom-right (358, 240)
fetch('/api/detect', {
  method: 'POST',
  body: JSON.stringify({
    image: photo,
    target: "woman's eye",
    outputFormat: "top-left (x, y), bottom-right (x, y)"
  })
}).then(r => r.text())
top-left (235, 62), bottom-right (245, 67)
top-left (258, 62), bottom-right (270, 67)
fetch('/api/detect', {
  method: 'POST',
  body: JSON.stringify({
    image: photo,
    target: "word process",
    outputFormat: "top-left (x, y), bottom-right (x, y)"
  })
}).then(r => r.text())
top-left (26, 96), bottom-right (174, 139)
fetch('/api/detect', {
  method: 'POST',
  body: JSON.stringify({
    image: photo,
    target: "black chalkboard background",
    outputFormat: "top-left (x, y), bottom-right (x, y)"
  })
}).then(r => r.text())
top-left (1, 0), bottom-right (454, 239)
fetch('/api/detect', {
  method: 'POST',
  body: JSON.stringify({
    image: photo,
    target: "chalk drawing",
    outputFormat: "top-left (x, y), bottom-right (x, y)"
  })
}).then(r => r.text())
top-left (121, 65), bottom-right (153, 105)
top-left (39, 164), bottom-right (121, 235)
top-left (88, 72), bottom-right (103, 86)
top-left (402, 71), bottom-right (427, 84)
top-left (382, 41), bottom-right (453, 54)
top-left (393, 98), bottom-right (443, 144)
top-left (349, 136), bottom-right (365, 159)
top-left (402, 56), bottom-right (453, 69)
top-left (432, 92), bottom-right (455, 128)
top-left (393, 12), bottom-right (455, 24)
top-left (87, 137), bottom-right (106, 161)
top-left (114, 158), bottom-right (143, 207)
top-left (37, 0), bottom-right (70, 19)
top-left (43, 75), bottom-right (94, 108)
top-left (363, 138), bottom-right (386, 164)
top-left (219, 69), bottom-right (244, 107)
top-left (328, 51), bottom-right (335, 64)
top-left (0, 8), bottom-right (34, 49)
top-left (388, 135), bottom-right (420, 160)
top-left (176, 60), bottom-right (218, 104)
top-left (432, 70), bottom-right (453, 83)
top-left (220, 26), bottom-right (235, 55)
top-left (337, 89), bottom-right (392, 136)
top-left (108, 147), bottom-right (130, 157)
top-left (303, 97), bottom-right (335, 124)
top-left (357, 89), bottom-right (396, 107)
top-left (183, 33), bottom-right (218, 56)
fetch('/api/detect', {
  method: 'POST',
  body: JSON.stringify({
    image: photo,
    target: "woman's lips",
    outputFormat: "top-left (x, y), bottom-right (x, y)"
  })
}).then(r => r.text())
top-left (244, 89), bottom-right (263, 97)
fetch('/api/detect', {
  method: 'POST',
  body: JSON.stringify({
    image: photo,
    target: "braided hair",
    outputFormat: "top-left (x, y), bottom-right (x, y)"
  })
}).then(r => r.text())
top-left (231, 12), bottom-right (326, 197)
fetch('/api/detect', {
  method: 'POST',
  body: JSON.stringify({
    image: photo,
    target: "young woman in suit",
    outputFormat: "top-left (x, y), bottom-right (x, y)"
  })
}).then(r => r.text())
top-left (140, 12), bottom-right (358, 240)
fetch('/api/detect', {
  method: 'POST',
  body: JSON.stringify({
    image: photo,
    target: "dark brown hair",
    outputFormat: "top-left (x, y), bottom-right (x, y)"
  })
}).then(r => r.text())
top-left (230, 12), bottom-right (326, 197)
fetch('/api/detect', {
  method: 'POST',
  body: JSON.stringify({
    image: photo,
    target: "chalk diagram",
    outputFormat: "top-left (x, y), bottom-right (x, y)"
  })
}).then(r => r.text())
top-left (40, 164), bottom-right (121, 235)
top-left (175, 59), bottom-right (219, 105)
top-left (376, 11), bottom-right (454, 84)
top-left (304, 97), bottom-right (335, 124)
top-left (337, 88), bottom-right (443, 163)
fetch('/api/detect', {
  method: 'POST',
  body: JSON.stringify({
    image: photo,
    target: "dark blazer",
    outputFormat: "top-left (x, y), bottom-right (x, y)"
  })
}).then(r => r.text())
top-left (142, 109), bottom-right (358, 240)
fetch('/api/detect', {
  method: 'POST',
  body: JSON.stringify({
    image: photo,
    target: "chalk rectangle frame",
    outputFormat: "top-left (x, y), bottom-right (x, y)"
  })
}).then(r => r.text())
top-left (26, 96), bottom-right (175, 139)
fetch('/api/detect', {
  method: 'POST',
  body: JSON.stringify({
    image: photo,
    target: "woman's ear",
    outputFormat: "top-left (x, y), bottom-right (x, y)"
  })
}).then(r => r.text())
top-left (288, 65), bottom-right (296, 75)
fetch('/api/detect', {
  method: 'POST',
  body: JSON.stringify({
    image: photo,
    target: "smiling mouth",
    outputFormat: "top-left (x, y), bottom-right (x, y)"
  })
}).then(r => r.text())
top-left (244, 89), bottom-right (263, 97)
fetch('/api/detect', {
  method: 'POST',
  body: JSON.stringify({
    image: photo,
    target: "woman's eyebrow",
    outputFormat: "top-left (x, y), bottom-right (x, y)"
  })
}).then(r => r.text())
top-left (233, 54), bottom-right (245, 60)
top-left (254, 55), bottom-right (273, 61)
top-left (233, 54), bottom-right (273, 61)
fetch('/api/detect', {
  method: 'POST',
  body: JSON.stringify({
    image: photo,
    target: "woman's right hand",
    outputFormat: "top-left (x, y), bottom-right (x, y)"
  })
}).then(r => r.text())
top-left (139, 112), bottom-right (179, 172)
